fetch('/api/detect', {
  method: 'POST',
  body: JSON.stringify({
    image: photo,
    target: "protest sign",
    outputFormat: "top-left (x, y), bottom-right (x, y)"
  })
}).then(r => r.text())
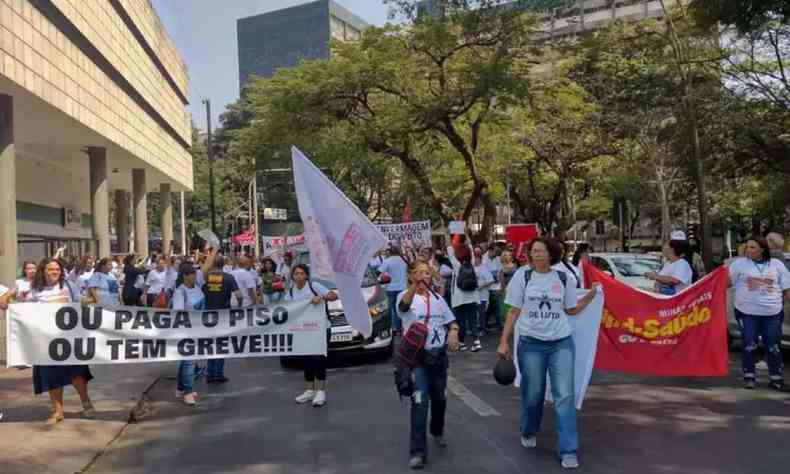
top-left (197, 229), bottom-right (220, 249)
top-left (375, 221), bottom-right (431, 248)
top-left (448, 221), bottom-right (465, 235)
top-left (262, 234), bottom-right (307, 256)
top-left (6, 299), bottom-right (327, 366)
top-left (292, 147), bottom-right (387, 337)
top-left (584, 264), bottom-right (729, 376)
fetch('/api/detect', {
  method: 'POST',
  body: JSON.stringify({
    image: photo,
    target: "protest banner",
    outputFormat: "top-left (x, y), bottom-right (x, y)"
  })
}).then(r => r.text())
top-left (448, 221), bottom-right (465, 235)
top-left (374, 221), bottom-right (432, 248)
top-left (6, 299), bottom-right (327, 366)
top-left (584, 263), bottom-right (729, 376)
top-left (292, 147), bottom-right (387, 337)
top-left (262, 234), bottom-right (307, 256)
top-left (514, 288), bottom-right (604, 410)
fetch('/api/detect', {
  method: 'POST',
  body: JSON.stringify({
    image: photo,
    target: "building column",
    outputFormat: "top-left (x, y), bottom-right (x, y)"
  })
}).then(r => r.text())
top-left (180, 191), bottom-right (187, 255)
top-left (0, 95), bottom-right (18, 363)
top-left (160, 183), bottom-right (173, 255)
top-left (115, 189), bottom-right (129, 254)
top-left (133, 169), bottom-right (149, 259)
top-left (89, 147), bottom-right (110, 258)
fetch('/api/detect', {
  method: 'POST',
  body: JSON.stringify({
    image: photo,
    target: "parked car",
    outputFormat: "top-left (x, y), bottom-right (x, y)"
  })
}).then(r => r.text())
top-left (280, 253), bottom-right (392, 367)
top-left (724, 257), bottom-right (790, 349)
top-left (589, 253), bottom-right (662, 292)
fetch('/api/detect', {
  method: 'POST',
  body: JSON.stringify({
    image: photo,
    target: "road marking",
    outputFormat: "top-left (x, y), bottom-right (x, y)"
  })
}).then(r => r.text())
top-left (447, 376), bottom-right (501, 417)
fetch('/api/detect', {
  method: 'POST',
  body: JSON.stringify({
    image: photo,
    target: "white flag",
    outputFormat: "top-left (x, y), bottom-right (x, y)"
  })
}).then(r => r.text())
top-left (292, 147), bottom-right (388, 337)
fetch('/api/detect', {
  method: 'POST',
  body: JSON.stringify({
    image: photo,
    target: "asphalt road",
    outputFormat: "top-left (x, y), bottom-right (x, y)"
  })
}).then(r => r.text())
top-left (88, 334), bottom-right (790, 474)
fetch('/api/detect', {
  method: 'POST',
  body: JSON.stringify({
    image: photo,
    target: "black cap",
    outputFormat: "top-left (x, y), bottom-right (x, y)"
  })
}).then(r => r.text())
top-left (493, 358), bottom-right (516, 386)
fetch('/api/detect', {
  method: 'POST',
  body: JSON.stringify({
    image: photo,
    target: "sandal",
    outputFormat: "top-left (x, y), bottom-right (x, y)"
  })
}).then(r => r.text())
top-left (81, 401), bottom-right (96, 418)
top-left (45, 412), bottom-right (64, 426)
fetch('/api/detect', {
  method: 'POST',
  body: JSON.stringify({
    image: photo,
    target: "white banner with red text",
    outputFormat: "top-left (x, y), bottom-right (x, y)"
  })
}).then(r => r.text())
top-left (6, 299), bottom-right (327, 366)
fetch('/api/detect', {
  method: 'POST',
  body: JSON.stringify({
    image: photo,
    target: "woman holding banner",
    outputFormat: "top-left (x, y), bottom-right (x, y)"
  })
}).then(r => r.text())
top-left (172, 263), bottom-right (206, 405)
top-left (497, 238), bottom-right (600, 470)
top-left (285, 264), bottom-right (338, 407)
top-left (0, 258), bottom-right (95, 425)
top-left (645, 238), bottom-right (694, 295)
top-left (729, 236), bottom-right (790, 390)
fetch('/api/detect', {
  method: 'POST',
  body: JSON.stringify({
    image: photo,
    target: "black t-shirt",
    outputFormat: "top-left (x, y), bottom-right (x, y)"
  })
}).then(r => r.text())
top-left (202, 271), bottom-right (238, 310)
top-left (122, 267), bottom-right (147, 298)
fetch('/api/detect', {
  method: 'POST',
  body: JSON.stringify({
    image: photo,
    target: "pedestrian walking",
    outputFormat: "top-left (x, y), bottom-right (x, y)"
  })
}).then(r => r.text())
top-left (378, 246), bottom-right (409, 335)
top-left (232, 255), bottom-right (259, 307)
top-left (645, 238), bottom-right (694, 295)
top-left (447, 242), bottom-right (480, 352)
top-left (259, 257), bottom-right (278, 304)
top-left (473, 246), bottom-right (494, 348)
top-left (396, 261), bottom-right (460, 469)
top-left (285, 264), bottom-right (338, 407)
top-left (84, 258), bottom-right (120, 306)
top-left (483, 245), bottom-right (503, 331)
top-left (497, 237), bottom-right (600, 469)
top-left (75, 255), bottom-right (95, 296)
top-left (121, 254), bottom-right (147, 306)
top-left (728, 236), bottom-right (790, 390)
top-left (15, 260), bottom-right (37, 301)
top-left (0, 258), bottom-right (95, 425)
top-left (555, 241), bottom-right (581, 289)
top-left (172, 263), bottom-right (206, 405)
top-left (143, 256), bottom-right (170, 307)
top-left (571, 244), bottom-right (592, 289)
top-left (201, 250), bottom-right (242, 384)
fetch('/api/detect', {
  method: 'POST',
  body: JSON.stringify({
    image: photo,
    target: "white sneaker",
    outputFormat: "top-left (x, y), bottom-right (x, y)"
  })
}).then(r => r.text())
top-left (295, 390), bottom-right (316, 404)
top-left (756, 360), bottom-right (769, 371)
top-left (312, 390), bottom-right (326, 407)
top-left (471, 340), bottom-right (483, 352)
top-left (183, 392), bottom-right (197, 406)
top-left (521, 435), bottom-right (537, 449)
top-left (561, 454), bottom-right (579, 469)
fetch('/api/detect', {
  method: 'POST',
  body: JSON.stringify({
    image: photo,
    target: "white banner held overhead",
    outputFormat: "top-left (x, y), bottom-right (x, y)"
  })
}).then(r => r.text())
top-left (375, 221), bottom-right (432, 248)
top-left (292, 147), bottom-right (387, 337)
top-left (6, 300), bottom-right (327, 366)
top-left (262, 234), bottom-right (307, 257)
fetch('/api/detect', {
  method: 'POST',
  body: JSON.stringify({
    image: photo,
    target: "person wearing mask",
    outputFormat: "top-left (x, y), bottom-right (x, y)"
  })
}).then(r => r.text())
top-left (571, 244), bottom-right (592, 289)
top-left (397, 261), bottom-right (460, 469)
top-left (121, 254), bottom-right (147, 306)
top-left (728, 236), bottom-right (790, 390)
top-left (84, 258), bottom-right (120, 306)
top-left (15, 261), bottom-right (37, 301)
top-left (483, 245), bottom-right (503, 332)
top-left (645, 238), bottom-right (694, 295)
top-left (497, 238), bottom-right (600, 470)
top-left (172, 263), bottom-right (206, 405)
top-left (0, 259), bottom-right (95, 425)
top-left (201, 250), bottom-right (242, 384)
top-left (473, 247), bottom-right (494, 350)
top-left (286, 264), bottom-right (338, 407)
top-left (447, 241), bottom-right (480, 352)
top-left (378, 246), bottom-right (409, 335)
top-left (143, 256), bottom-right (170, 307)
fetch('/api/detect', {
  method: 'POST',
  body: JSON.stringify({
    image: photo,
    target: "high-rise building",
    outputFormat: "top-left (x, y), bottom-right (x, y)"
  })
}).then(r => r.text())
top-left (237, 0), bottom-right (368, 92)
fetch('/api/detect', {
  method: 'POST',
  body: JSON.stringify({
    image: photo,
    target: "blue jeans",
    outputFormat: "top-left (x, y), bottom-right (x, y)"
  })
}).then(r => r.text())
top-left (517, 335), bottom-right (578, 457)
top-left (177, 360), bottom-right (195, 393)
top-left (388, 291), bottom-right (402, 332)
top-left (454, 303), bottom-right (479, 343)
top-left (410, 351), bottom-right (448, 457)
top-left (736, 310), bottom-right (784, 382)
top-left (207, 359), bottom-right (225, 379)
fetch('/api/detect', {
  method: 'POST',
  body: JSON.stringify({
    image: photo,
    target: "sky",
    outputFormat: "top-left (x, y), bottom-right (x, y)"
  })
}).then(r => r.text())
top-left (151, 0), bottom-right (391, 131)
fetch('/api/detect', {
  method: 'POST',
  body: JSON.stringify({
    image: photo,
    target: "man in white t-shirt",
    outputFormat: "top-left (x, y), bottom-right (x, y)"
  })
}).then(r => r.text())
top-left (379, 247), bottom-right (409, 333)
top-left (483, 245), bottom-right (503, 331)
top-left (232, 256), bottom-right (259, 307)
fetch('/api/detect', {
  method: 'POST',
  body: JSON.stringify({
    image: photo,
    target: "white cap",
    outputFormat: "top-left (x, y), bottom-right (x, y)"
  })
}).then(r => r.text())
top-left (670, 230), bottom-right (687, 241)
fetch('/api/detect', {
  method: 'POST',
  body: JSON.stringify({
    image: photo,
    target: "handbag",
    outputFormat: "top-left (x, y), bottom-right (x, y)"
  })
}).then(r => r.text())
top-left (153, 290), bottom-right (168, 308)
top-left (397, 293), bottom-right (433, 368)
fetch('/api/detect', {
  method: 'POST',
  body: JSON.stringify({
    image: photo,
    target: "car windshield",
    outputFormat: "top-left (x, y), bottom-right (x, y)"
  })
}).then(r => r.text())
top-left (295, 252), bottom-right (377, 288)
top-left (611, 258), bottom-right (661, 277)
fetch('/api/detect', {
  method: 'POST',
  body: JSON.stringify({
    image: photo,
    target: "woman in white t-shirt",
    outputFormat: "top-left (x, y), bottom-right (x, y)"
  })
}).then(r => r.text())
top-left (143, 256), bottom-right (170, 307)
top-left (472, 247), bottom-right (494, 351)
top-left (728, 236), bottom-right (790, 390)
top-left (284, 264), bottom-right (338, 408)
top-left (645, 239), bottom-right (694, 295)
top-left (75, 255), bottom-right (95, 297)
top-left (396, 261), bottom-right (460, 469)
top-left (172, 263), bottom-right (206, 406)
top-left (85, 258), bottom-right (120, 307)
top-left (497, 238), bottom-right (599, 470)
top-left (15, 260), bottom-right (37, 301)
top-left (0, 258), bottom-right (95, 425)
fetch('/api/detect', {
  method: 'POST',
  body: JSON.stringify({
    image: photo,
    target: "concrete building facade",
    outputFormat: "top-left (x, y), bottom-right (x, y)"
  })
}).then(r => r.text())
top-left (0, 0), bottom-right (192, 360)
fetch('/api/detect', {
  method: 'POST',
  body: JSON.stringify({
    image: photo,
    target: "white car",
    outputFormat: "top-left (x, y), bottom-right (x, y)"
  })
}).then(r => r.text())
top-left (589, 253), bottom-right (662, 292)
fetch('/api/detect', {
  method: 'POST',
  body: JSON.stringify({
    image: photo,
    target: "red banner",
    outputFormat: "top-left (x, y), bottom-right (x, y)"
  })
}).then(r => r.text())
top-left (584, 263), bottom-right (729, 376)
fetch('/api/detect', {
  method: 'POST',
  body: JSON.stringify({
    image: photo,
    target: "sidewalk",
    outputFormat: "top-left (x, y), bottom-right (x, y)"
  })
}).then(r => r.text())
top-left (0, 362), bottom-right (175, 474)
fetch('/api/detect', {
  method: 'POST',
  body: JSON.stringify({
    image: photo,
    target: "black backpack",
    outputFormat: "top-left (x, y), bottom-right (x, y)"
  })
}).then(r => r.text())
top-left (456, 261), bottom-right (479, 292)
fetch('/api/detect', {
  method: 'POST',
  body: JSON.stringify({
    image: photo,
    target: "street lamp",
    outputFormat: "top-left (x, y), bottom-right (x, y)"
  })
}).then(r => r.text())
top-left (202, 99), bottom-right (217, 236)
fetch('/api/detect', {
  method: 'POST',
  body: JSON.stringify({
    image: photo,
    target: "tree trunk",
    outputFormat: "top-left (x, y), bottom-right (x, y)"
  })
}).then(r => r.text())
top-left (659, 178), bottom-right (671, 243)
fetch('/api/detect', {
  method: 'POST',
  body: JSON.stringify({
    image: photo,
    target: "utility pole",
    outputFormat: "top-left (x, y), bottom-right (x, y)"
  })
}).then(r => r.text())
top-left (252, 175), bottom-right (259, 258)
top-left (203, 99), bottom-right (217, 236)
